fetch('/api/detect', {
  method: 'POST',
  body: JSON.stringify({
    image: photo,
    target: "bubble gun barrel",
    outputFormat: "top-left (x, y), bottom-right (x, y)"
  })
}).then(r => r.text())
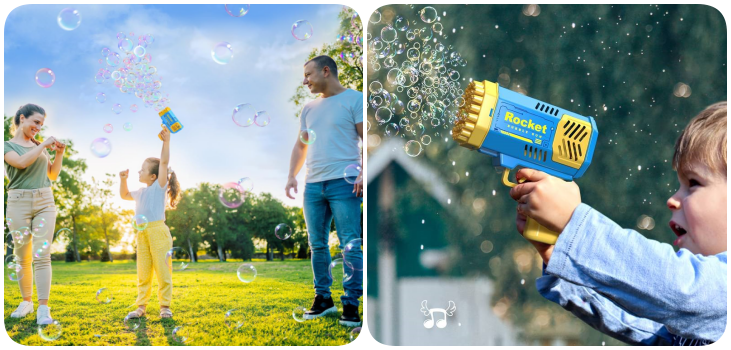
top-left (451, 79), bottom-right (599, 244)
top-left (158, 107), bottom-right (183, 140)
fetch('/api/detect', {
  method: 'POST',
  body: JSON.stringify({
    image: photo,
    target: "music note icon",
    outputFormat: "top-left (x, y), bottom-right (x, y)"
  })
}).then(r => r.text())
top-left (420, 300), bottom-right (456, 329)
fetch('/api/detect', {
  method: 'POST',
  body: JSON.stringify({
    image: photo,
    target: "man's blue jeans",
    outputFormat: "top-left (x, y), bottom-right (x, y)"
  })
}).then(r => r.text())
top-left (304, 177), bottom-right (363, 306)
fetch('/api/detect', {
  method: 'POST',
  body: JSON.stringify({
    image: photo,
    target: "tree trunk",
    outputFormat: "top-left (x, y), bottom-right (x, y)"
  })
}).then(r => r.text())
top-left (280, 248), bottom-right (285, 261)
top-left (187, 237), bottom-right (196, 263)
top-left (101, 208), bottom-right (113, 262)
top-left (72, 215), bottom-right (80, 262)
top-left (217, 243), bottom-right (225, 262)
top-left (266, 243), bottom-right (273, 261)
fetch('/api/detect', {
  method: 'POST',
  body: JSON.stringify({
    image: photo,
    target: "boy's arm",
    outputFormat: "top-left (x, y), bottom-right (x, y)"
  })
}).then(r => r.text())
top-left (537, 269), bottom-right (673, 345)
top-left (546, 203), bottom-right (727, 341)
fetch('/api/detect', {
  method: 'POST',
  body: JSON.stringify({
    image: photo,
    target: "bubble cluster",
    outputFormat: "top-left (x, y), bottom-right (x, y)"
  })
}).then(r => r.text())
top-left (291, 20), bottom-right (313, 41)
top-left (35, 68), bottom-right (56, 88)
top-left (237, 263), bottom-right (257, 283)
top-left (367, 6), bottom-right (468, 157)
top-left (93, 32), bottom-right (169, 115)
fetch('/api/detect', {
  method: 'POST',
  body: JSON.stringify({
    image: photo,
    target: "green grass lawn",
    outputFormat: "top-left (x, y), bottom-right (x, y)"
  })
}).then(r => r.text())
top-left (4, 259), bottom-right (362, 346)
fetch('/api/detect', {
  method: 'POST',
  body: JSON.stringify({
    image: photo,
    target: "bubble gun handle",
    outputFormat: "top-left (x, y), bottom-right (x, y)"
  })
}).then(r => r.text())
top-left (158, 107), bottom-right (183, 141)
top-left (501, 168), bottom-right (560, 244)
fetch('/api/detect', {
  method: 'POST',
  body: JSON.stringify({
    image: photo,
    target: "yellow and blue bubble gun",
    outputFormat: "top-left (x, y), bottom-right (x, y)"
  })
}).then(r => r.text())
top-left (158, 107), bottom-right (183, 140)
top-left (452, 79), bottom-right (599, 244)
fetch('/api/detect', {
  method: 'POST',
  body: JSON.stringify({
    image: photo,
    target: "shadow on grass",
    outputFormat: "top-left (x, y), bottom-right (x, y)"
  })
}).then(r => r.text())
top-left (132, 318), bottom-right (151, 346)
top-left (162, 316), bottom-right (185, 346)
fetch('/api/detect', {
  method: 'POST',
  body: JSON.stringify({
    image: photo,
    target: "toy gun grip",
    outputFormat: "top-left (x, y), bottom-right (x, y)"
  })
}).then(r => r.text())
top-left (502, 168), bottom-right (560, 245)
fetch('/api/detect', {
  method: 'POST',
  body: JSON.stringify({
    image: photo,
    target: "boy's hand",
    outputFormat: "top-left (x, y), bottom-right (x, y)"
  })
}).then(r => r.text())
top-left (509, 168), bottom-right (581, 233)
top-left (119, 169), bottom-right (129, 180)
top-left (159, 127), bottom-right (170, 142)
top-left (517, 209), bottom-right (554, 264)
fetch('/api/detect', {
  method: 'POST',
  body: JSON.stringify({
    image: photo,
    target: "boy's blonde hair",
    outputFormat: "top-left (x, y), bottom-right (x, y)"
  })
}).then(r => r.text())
top-left (673, 101), bottom-right (727, 177)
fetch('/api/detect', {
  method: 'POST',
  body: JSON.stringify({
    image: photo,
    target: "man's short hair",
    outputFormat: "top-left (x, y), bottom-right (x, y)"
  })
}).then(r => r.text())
top-left (305, 55), bottom-right (338, 77)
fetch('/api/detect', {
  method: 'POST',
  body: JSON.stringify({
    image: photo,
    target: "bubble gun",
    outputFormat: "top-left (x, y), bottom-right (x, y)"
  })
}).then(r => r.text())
top-left (451, 79), bottom-right (598, 244)
top-left (158, 107), bottom-right (184, 140)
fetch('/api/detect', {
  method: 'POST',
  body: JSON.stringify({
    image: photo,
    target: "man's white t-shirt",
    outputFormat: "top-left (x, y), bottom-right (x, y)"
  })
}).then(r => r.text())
top-left (300, 88), bottom-right (363, 183)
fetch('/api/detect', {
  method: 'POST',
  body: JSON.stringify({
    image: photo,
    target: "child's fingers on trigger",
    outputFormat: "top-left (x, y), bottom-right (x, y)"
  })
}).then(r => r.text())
top-left (516, 168), bottom-right (548, 182)
top-left (509, 182), bottom-right (536, 200)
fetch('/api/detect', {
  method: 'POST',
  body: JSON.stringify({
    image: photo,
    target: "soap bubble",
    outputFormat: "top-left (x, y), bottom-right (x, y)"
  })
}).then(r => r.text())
top-left (369, 81), bottom-right (383, 94)
top-left (123, 122), bottom-right (133, 131)
top-left (6, 231), bottom-right (25, 251)
top-left (299, 129), bottom-right (316, 145)
top-left (101, 47), bottom-right (111, 57)
top-left (343, 238), bottom-right (363, 271)
top-left (55, 228), bottom-right (72, 240)
top-left (90, 138), bottom-right (112, 158)
top-left (166, 247), bottom-right (191, 272)
top-left (384, 123), bottom-right (399, 136)
top-left (254, 111), bottom-right (270, 127)
top-left (32, 218), bottom-right (47, 237)
top-left (212, 42), bottom-right (234, 65)
top-left (329, 258), bottom-right (353, 285)
top-left (127, 104), bottom-right (137, 113)
top-left (343, 164), bottom-right (363, 184)
top-left (673, 82), bottom-right (692, 98)
top-left (274, 223), bottom-right (292, 240)
top-left (350, 327), bottom-right (361, 341)
top-left (291, 20), bottom-right (313, 41)
top-left (232, 103), bottom-right (255, 127)
top-left (144, 34), bottom-right (155, 45)
top-left (96, 288), bottom-right (113, 304)
top-left (5, 254), bottom-right (23, 282)
top-left (381, 25), bottom-right (398, 43)
top-left (369, 10), bottom-right (381, 24)
top-left (419, 6), bottom-right (438, 23)
top-left (112, 103), bottom-right (122, 114)
top-left (116, 32), bottom-right (126, 41)
top-left (292, 306), bottom-right (307, 322)
top-left (237, 263), bottom-right (257, 283)
top-left (172, 326), bottom-right (188, 343)
top-left (124, 316), bottom-right (140, 330)
top-left (18, 227), bottom-right (31, 236)
top-left (57, 8), bottom-right (81, 31)
top-left (38, 320), bottom-right (63, 341)
top-left (118, 38), bottom-right (134, 53)
top-left (132, 215), bottom-right (148, 231)
top-left (4, 217), bottom-right (12, 231)
top-left (111, 71), bottom-right (121, 80)
top-left (103, 124), bottom-right (113, 133)
top-left (225, 4), bottom-right (250, 17)
top-left (421, 135), bottom-right (432, 145)
top-left (395, 16), bottom-right (409, 31)
top-left (35, 68), bottom-right (55, 88)
top-left (375, 107), bottom-right (392, 124)
top-left (404, 140), bottom-right (422, 157)
top-left (219, 182), bottom-right (245, 208)
top-left (106, 52), bottom-right (121, 67)
top-left (224, 309), bottom-right (245, 329)
top-left (237, 177), bottom-right (253, 192)
top-left (133, 46), bottom-right (146, 57)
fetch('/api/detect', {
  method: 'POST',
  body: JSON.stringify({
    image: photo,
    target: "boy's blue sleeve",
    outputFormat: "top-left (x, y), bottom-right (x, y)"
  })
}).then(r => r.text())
top-left (537, 269), bottom-right (673, 345)
top-left (545, 203), bottom-right (727, 342)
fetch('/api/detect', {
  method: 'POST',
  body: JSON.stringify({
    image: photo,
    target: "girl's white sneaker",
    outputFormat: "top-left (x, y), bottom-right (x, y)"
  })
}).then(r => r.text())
top-left (11, 301), bottom-right (33, 318)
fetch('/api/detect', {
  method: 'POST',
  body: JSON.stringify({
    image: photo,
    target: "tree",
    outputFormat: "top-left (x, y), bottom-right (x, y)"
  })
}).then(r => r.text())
top-left (243, 193), bottom-right (296, 261)
top-left (89, 174), bottom-right (124, 262)
top-left (167, 188), bottom-right (206, 263)
top-left (289, 7), bottom-right (363, 116)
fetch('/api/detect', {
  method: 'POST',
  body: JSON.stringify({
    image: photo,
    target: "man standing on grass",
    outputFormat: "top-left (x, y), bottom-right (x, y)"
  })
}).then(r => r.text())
top-left (285, 55), bottom-right (363, 327)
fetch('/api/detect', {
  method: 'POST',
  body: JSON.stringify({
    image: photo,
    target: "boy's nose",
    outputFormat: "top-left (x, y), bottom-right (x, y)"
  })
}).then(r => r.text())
top-left (667, 195), bottom-right (681, 210)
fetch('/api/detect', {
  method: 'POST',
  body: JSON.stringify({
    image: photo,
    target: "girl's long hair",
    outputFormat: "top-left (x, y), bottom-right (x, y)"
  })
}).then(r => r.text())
top-left (145, 157), bottom-right (181, 209)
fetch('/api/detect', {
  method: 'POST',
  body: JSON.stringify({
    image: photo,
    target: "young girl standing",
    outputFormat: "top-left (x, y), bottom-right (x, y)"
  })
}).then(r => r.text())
top-left (119, 128), bottom-right (180, 320)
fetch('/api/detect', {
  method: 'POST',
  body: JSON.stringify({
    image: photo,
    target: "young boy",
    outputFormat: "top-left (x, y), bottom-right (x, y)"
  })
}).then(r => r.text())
top-left (510, 102), bottom-right (727, 345)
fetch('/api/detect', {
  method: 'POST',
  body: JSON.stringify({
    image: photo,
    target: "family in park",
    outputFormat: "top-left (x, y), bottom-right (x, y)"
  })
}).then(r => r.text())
top-left (4, 54), bottom-right (364, 328)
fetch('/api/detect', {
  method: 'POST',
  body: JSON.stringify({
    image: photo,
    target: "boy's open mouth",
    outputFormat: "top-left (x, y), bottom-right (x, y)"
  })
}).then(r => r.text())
top-left (670, 220), bottom-right (688, 246)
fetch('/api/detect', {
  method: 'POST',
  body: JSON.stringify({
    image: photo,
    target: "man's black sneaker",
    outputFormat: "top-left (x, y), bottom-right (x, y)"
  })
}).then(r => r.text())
top-left (304, 295), bottom-right (337, 320)
top-left (339, 304), bottom-right (361, 326)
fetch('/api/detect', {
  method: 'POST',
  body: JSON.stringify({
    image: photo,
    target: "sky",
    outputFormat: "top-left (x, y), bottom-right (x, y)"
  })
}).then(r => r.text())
top-left (3, 4), bottom-right (349, 214)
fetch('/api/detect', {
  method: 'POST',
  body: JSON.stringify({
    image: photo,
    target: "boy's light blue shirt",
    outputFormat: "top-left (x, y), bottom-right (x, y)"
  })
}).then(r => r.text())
top-left (537, 203), bottom-right (727, 345)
